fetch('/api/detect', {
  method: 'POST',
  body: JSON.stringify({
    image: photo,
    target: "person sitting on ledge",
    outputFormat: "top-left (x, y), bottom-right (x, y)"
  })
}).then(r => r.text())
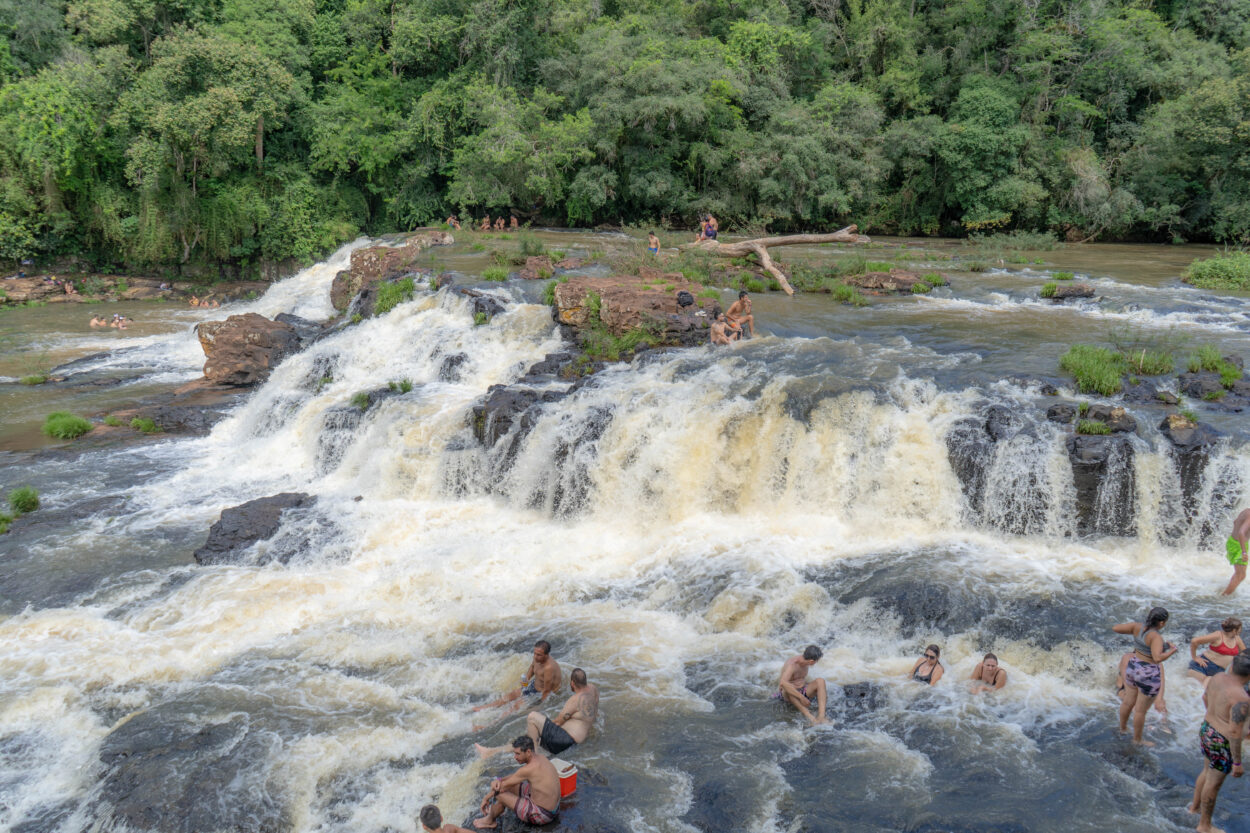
top-left (774, 645), bottom-right (829, 725)
top-left (476, 667), bottom-right (599, 759)
top-left (725, 290), bottom-right (755, 338)
top-left (473, 640), bottom-right (562, 720)
top-left (473, 736), bottom-right (560, 829)
top-left (710, 313), bottom-right (738, 345)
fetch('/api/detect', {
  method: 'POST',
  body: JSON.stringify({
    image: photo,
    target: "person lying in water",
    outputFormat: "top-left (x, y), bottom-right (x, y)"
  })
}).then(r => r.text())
top-left (774, 645), bottom-right (829, 725)
top-left (473, 737), bottom-right (560, 830)
top-left (476, 667), bottom-right (599, 759)
top-left (969, 653), bottom-right (1007, 693)
top-left (1188, 617), bottom-right (1245, 687)
top-left (473, 639), bottom-right (562, 719)
top-left (1221, 507), bottom-right (1249, 595)
top-left (910, 644), bottom-right (944, 685)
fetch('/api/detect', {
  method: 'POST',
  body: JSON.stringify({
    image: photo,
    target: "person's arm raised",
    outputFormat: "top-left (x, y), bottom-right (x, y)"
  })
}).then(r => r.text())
top-left (1192, 631), bottom-right (1217, 659)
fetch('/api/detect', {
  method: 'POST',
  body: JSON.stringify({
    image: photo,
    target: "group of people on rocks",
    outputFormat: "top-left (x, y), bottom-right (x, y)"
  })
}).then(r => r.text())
top-left (711, 291), bottom-right (756, 345)
top-left (444, 215), bottom-right (520, 232)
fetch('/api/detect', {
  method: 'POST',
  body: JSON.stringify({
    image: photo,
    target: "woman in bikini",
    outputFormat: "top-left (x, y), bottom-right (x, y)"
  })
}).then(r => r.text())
top-left (909, 644), bottom-right (943, 686)
top-left (1113, 606), bottom-right (1177, 745)
top-left (1188, 617), bottom-right (1244, 686)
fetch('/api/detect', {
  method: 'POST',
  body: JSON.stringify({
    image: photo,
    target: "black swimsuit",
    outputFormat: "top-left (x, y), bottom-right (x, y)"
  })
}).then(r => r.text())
top-left (912, 660), bottom-right (939, 684)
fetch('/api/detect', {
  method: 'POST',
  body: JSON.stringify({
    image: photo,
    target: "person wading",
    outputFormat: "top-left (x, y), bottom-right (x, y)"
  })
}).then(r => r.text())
top-left (1113, 606), bottom-right (1177, 745)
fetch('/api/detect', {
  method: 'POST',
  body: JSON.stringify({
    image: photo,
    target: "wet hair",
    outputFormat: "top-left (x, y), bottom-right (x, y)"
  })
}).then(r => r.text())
top-left (983, 653), bottom-right (998, 663)
top-left (1222, 617), bottom-right (1243, 634)
top-left (925, 644), bottom-right (941, 660)
top-left (419, 805), bottom-right (442, 830)
top-left (534, 640), bottom-right (551, 654)
top-left (512, 736), bottom-right (535, 753)
top-left (649, 231), bottom-right (656, 236)
top-left (570, 667), bottom-right (588, 687)
top-left (802, 645), bottom-right (823, 662)
top-left (1232, 653), bottom-right (1250, 676)
top-left (738, 290), bottom-right (748, 299)
top-left (1145, 607), bottom-right (1169, 629)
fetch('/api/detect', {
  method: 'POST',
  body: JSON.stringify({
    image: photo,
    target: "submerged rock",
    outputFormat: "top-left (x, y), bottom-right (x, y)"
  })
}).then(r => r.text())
top-left (193, 493), bottom-right (312, 565)
top-left (843, 269), bottom-right (934, 294)
top-left (1044, 283), bottom-right (1095, 300)
top-left (195, 313), bottom-right (301, 386)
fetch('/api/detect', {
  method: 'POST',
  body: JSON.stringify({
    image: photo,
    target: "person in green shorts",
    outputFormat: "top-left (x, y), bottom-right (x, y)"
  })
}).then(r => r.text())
top-left (1221, 508), bottom-right (1250, 596)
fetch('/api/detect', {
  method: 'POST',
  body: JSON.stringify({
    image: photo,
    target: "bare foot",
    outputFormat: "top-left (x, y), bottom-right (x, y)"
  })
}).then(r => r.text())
top-left (1132, 738), bottom-right (1156, 747)
top-left (1196, 823), bottom-right (1225, 833)
top-left (1186, 803), bottom-right (1198, 814)
top-left (473, 743), bottom-right (496, 759)
top-left (472, 819), bottom-right (498, 830)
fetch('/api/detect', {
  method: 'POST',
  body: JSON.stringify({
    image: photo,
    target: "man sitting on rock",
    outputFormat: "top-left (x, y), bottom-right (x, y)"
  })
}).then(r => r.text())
top-left (725, 290), bottom-right (755, 338)
top-left (710, 313), bottom-right (738, 345)
top-left (774, 645), bottom-right (829, 726)
top-left (473, 640), bottom-right (562, 721)
top-left (476, 667), bottom-right (599, 759)
top-left (473, 737), bottom-right (560, 829)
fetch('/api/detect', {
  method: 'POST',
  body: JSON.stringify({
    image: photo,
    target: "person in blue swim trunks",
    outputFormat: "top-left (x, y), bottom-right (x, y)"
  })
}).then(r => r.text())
top-left (473, 640), bottom-right (562, 719)
top-left (774, 645), bottom-right (829, 726)
top-left (1221, 508), bottom-right (1249, 595)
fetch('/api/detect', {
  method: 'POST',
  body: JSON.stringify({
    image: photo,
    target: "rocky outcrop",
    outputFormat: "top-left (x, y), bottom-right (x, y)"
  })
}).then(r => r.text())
top-left (193, 493), bottom-right (311, 565)
top-left (1159, 414), bottom-right (1226, 508)
top-left (196, 313), bottom-right (302, 386)
top-left (843, 270), bottom-right (934, 294)
top-left (552, 274), bottom-right (719, 348)
top-left (1086, 404), bottom-right (1137, 433)
top-left (1066, 434), bottom-right (1136, 536)
top-left (471, 385), bottom-right (565, 447)
top-left (1043, 283), bottom-right (1095, 300)
top-left (330, 230), bottom-right (453, 312)
top-left (1046, 403), bottom-right (1077, 424)
top-left (519, 255), bottom-right (554, 280)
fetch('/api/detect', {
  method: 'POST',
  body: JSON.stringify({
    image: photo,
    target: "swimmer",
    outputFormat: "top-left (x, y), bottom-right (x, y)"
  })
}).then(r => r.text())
top-left (189, 296), bottom-right (200, 307)
top-left (476, 667), bottom-right (598, 759)
top-left (472, 640), bottom-right (562, 719)
top-left (1221, 508), bottom-right (1249, 595)
top-left (419, 805), bottom-right (474, 833)
top-left (472, 737), bottom-right (559, 829)
top-left (970, 653), bottom-right (1007, 693)
top-left (1113, 606), bottom-right (1177, 745)
top-left (725, 290), bottom-right (755, 337)
top-left (775, 645), bottom-right (829, 725)
top-left (910, 644), bottom-right (944, 685)
top-left (1186, 652), bottom-right (1249, 833)
top-left (1188, 618), bottom-right (1245, 687)
top-left (89, 315), bottom-right (106, 327)
top-left (117, 317), bottom-right (128, 330)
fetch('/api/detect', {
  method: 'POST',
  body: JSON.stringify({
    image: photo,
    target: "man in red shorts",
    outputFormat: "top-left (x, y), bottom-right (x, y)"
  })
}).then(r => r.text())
top-left (473, 737), bottom-right (560, 829)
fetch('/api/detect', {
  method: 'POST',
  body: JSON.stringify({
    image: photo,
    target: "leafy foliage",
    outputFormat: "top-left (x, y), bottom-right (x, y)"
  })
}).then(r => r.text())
top-left (8, 486), bottom-right (38, 514)
top-left (373, 277), bottom-right (415, 315)
top-left (1059, 344), bottom-right (1125, 395)
top-left (42, 411), bottom-right (93, 439)
top-left (129, 416), bottom-right (161, 433)
top-left (1184, 253), bottom-right (1250, 291)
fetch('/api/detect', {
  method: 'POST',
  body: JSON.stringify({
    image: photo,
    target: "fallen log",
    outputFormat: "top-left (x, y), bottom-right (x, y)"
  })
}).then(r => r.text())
top-left (678, 225), bottom-right (871, 295)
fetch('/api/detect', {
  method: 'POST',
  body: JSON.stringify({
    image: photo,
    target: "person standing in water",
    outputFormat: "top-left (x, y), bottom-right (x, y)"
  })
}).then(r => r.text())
top-left (1187, 652), bottom-right (1250, 833)
top-left (473, 640), bottom-right (562, 717)
top-left (1113, 607), bottom-right (1177, 745)
top-left (647, 232), bottom-right (660, 255)
top-left (910, 644), bottom-right (944, 686)
top-left (1189, 618), bottom-right (1246, 685)
top-left (473, 737), bottom-right (560, 829)
top-left (1221, 508), bottom-right (1249, 595)
top-left (969, 653), bottom-right (1007, 693)
top-left (476, 667), bottom-right (599, 758)
top-left (775, 645), bottom-right (829, 725)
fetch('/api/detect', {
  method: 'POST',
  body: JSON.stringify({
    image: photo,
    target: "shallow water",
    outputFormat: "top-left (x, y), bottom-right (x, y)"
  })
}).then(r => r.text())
top-left (0, 232), bottom-right (1247, 833)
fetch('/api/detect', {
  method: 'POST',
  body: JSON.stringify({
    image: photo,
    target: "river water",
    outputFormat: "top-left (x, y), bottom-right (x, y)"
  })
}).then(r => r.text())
top-left (1, 232), bottom-right (1248, 833)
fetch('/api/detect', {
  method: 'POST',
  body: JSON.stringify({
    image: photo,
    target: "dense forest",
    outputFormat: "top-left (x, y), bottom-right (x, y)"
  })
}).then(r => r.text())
top-left (2, 0), bottom-right (1249, 272)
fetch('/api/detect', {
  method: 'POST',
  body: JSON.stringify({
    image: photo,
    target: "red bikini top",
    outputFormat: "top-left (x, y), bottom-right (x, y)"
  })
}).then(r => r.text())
top-left (1211, 640), bottom-right (1241, 656)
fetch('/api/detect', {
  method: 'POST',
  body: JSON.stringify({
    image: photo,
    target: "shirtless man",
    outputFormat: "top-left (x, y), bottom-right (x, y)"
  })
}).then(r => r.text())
top-left (647, 232), bottom-right (660, 255)
top-left (1221, 508), bottom-right (1249, 595)
top-left (419, 805), bottom-right (474, 833)
top-left (473, 640), bottom-right (562, 717)
top-left (89, 315), bottom-right (105, 327)
top-left (510, 216), bottom-right (518, 229)
top-left (473, 736), bottom-right (560, 829)
top-left (476, 667), bottom-right (599, 759)
top-left (1187, 652), bottom-right (1250, 832)
top-left (479, 215), bottom-right (491, 231)
top-left (710, 313), bottom-right (736, 346)
top-left (494, 217), bottom-right (505, 231)
top-left (970, 653), bottom-right (1007, 693)
top-left (775, 645), bottom-right (829, 726)
top-left (725, 290), bottom-right (755, 338)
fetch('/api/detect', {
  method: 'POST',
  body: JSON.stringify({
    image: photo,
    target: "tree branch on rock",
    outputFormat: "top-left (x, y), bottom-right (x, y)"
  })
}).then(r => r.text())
top-left (678, 225), bottom-right (871, 295)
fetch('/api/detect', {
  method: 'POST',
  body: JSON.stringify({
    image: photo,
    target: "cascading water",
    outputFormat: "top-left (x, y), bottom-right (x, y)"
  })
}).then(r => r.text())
top-left (2, 236), bottom-right (1250, 833)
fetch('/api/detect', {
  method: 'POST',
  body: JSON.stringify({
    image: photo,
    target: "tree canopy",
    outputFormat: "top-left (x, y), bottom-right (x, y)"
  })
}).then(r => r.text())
top-left (2, 0), bottom-right (1248, 270)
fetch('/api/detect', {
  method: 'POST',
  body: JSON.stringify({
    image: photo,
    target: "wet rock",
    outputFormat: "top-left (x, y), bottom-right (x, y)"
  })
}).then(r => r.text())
top-left (1120, 380), bottom-right (1161, 404)
top-left (984, 405), bottom-right (1021, 441)
top-left (519, 255), bottom-right (555, 280)
top-left (1066, 434), bottom-right (1136, 536)
top-left (524, 352), bottom-right (575, 377)
top-left (945, 417), bottom-right (993, 514)
top-left (4, 495), bottom-right (125, 538)
top-left (471, 385), bottom-right (565, 447)
top-left (434, 272), bottom-right (455, 289)
top-left (193, 493), bottom-right (312, 566)
top-left (273, 312), bottom-right (323, 345)
top-left (1155, 390), bottom-right (1180, 405)
top-left (1178, 372), bottom-right (1224, 400)
top-left (1044, 283), bottom-right (1095, 300)
top-left (455, 287), bottom-right (507, 319)
top-left (1046, 403), bottom-right (1077, 424)
top-left (834, 682), bottom-right (886, 719)
top-left (1085, 404), bottom-right (1137, 433)
top-left (438, 353), bottom-right (469, 382)
top-left (1159, 414), bottom-right (1225, 508)
top-left (95, 706), bottom-right (286, 833)
top-left (332, 230), bottom-right (453, 312)
top-left (552, 275), bottom-right (717, 350)
top-left (330, 269), bottom-right (354, 312)
top-left (842, 269), bottom-right (931, 294)
top-left (196, 313), bottom-right (301, 386)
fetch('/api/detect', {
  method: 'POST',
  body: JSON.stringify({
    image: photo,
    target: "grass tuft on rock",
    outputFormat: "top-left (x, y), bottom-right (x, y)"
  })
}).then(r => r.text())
top-left (829, 283), bottom-right (869, 306)
top-left (482, 266), bottom-right (508, 282)
top-left (1059, 345), bottom-right (1125, 395)
top-left (388, 379), bottom-right (414, 393)
top-left (8, 486), bottom-right (39, 514)
top-left (1124, 349), bottom-right (1174, 375)
top-left (350, 392), bottom-right (371, 410)
top-left (374, 277), bottom-right (416, 315)
top-left (43, 411), bottom-right (93, 440)
top-left (129, 417), bottom-right (162, 434)
top-left (18, 375), bottom-right (46, 385)
top-left (103, 415), bottom-right (123, 427)
top-left (1183, 252), bottom-right (1250, 291)
top-left (911, 281), bottom-right (931, 294)
top-left (1040, 282), bottom-right (1058, 298)
top-left (1188, 344), bottom-right (1243, 388)
top-left (1053, 271), bottom-right (1075, 281)
top-left (473, 311), bottom-right (489, 326)
top-left (1076, 419), bottom-right (1111, 435)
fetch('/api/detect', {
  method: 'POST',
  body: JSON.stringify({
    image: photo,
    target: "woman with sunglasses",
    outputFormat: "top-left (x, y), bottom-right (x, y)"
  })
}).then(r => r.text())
top-left (1113, 606), bottom-right (1177, 745)
top-left (910, 644), bottom-right (944, 686)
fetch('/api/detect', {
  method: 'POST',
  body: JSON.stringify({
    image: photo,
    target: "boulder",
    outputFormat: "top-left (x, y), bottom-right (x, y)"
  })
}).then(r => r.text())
top-left (273, 312), bottom-right (323, 345)
top-left (1045, 283), bottom-right (1095, 300)
top-left (0, 277), bottom-right (65, 303)
top-left (471, 385), bottom-right (564, 447)
top-left (438, 353), bottom-right (469, 382)
top-left (1178, 372), bottom-right (1225, 400)
top-left (332, 229), bottom-right (454, 311)
top-left (196, 313), bottom-right (301, 386)
top-left (842, 269), bottom-right (929, 294)
top-left (1046, 403), bottom-right (1077, 424)
top-left (551, 274), bottom-right (717, 348)
top-left (330, 269), bottom-right (354, 312)
top-left (193, 493), bottom-right (311, 565)
top-left (984, 405), bottom-right (1021, 441)
top-left (1159, 415), bottom-right (1226, 508)
top-left (1086, 404), bottom-right (1137, 433)
top-left (1066, 434), bottom-right (1136, 536)
top-left (455, 287), bottom-right (506, 319)
top-left (519, 255), bottom-right (555, 280)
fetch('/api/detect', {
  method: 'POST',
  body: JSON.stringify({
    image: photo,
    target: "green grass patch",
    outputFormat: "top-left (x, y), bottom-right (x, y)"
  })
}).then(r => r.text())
top-left (537, 266), bottom-right (553, 280)
top-left (1183, 252), bottom-right (1250, 291)
top-left (482, 266), bottom-right (509, 282)
top-left (18, 375), bottom-right (46, 385)
top-left (911, 281), bottom-right (932, 294)
top-left (743, 277), bottom-right (767, 293)
top-left (1181, 409), bottom-right (1199, 423)
top-left (1076, 419), bottom-right (1111, 435)
top-left (388, 378), bottom-right (414, 393)
top-left (550, 249), bottom-right (566, 261)
top-left (1007, 255), bottom-right (1028, 264)
top-left (965, 261), bottom-right (988, 272)
top-left (1123, 349), bottom-right (1174, 375)
top-left (1204, 389), bottom-right (1226, 401)
top-left (473, 311), bottom-right (489, 326)
top-left (129, 417), bottom-right (161, 434)
top-left (542, 276), bottom-right (569, 306)
top-left (374, 277), bottom-right (416, 315)
top-left (518, 232), bottom-right (545, 258)
top-left (1188, 345), bottom-right (1243, 387)
top-left (0, 512), bottom-right (12, 534)
top-left (1077, 402), bottom-right (1090, 417)
top-left (43, 411), bottom-right (93, 440)
top-left (103, 415), bottom-right (123, 427)
top-left (8, 486), bottom-right (39, 515)
top-left (864, 261), bottom-right (894, 272)
top-left (829, 283), bottom-right (869, 306)
top-left (1053, 271), bottom-right (1075, 281)
top-left (697, 287), bottom-right (719, 299)
top-left (921, 272), bottom-right (945, 286)
top-left (350, 392), bottom-right (371, 410)
top-left (470, 242), bottom-right (487, 252)
top-left (1040, 282), bottom-right (1058, 298)
top-left (1059, 344), bottom-right (1125, 395)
